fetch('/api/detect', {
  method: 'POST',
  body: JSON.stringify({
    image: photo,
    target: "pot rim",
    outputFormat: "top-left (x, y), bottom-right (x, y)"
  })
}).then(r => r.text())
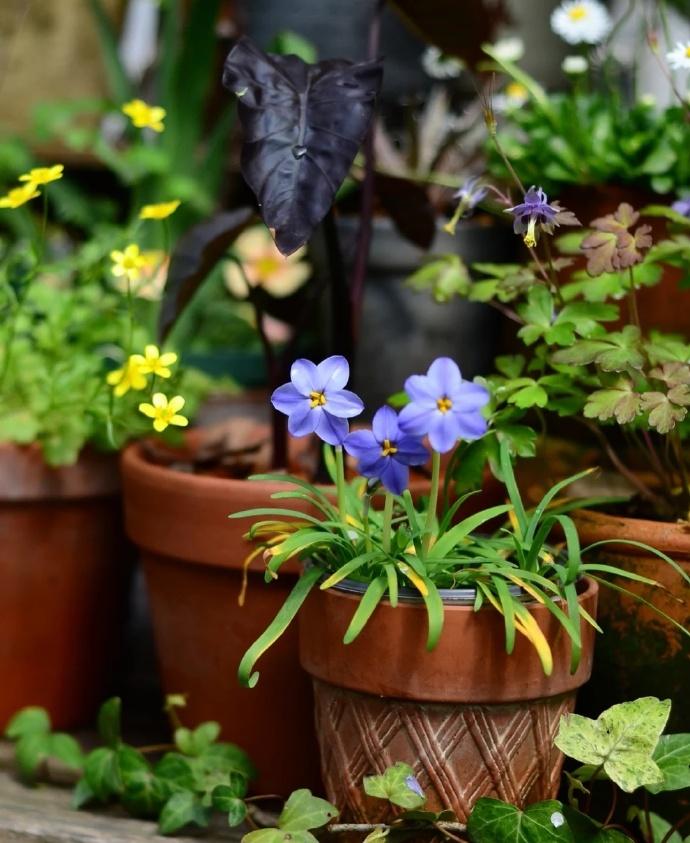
top-left (574, 507), bottom-right (690, 557)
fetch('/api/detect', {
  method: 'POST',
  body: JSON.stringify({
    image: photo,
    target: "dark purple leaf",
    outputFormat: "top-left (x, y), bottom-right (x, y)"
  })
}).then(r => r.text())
top-left (375, 174), bottom-right (436, 250)
top-left (222, 37), bottom-right (383, 256)
top-left (158, 208), bottom-right (255, 341)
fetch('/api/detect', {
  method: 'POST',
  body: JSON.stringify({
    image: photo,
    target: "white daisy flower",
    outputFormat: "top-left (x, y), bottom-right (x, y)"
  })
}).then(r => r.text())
top-left (551, 0), bottom-right (612, 45)
top-left (562, 55), bottom-right (589, 74)
top-left (491, 37), bottom-right (525, 62)
top-left (421, 46), bottom-right (465, 79)
top-left (667, 41), bottom-right (690, 70)
top-left (493, 81), bottom-right (529, 112)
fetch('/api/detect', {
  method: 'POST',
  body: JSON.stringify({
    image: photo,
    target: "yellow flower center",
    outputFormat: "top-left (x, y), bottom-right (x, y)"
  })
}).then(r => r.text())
top-left (381, 438), bottom-right (398, 457)
top-left (309, 390), bottom-right (327, 408)
top-left (685, 46), bottom-right (690, 58)
top-left (256, 256), bottom-right (283, 278)
top-left (437, 396), bottom-right (453, 413)
top-left (568, 5), bottom-right (587, 20)
top-left (506, 82), bottom-right (527, 100)
top-left (523, 217), bottom-right (538, 249)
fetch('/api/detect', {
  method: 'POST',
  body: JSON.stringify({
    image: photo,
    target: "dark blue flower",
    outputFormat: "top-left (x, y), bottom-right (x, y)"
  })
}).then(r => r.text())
top-left (398, 357), bottom-right (489, 453)
top-left (672, 196), bottom-right (690, 218)
top-left (344, 405), bottom-right (428, 495)
top-left (405, 774), bottom-right (425, 799)
top-left (505, 185), bottom-right (579, 247)
top-left (272, 356), bottom-right (363, 446)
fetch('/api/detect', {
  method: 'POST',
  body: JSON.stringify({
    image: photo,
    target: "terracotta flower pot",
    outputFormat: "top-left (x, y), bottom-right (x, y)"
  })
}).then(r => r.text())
top-left (299, 577), bottom-right (598, 822)
top-left (572, 509), bottom-right (690, 732)
top-left (121, 438), bottom-right (323, 796)
top-left (0, 444), bottom-right (130, 729)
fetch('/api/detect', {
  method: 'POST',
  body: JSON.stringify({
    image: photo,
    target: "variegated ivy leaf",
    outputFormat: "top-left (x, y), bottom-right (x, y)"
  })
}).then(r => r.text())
top-left (584, 380), bottom-right (641, 425)
top-left (581, 203), bottom-right (652, 277)
top-left (554, 697), bottom-right (670, 793)
top-left (551, 326), bottom-right (644, 372)
top-left (640, 391), bottom-right (688, 434)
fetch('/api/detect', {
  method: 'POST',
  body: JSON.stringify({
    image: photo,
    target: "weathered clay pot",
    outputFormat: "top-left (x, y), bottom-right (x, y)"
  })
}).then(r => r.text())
top-left (0, 444), bottom-right (130, 729)
top-left (572, 509), bottom-right (690, 732)
top-left (121, 438), bottom-right (322, 796)
top-left (299, 578), bottom-right (598, 822)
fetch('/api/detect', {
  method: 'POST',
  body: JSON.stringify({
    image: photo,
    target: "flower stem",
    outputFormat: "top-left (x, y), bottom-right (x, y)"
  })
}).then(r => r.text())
top-left (382, 492), bottom-right (394, 553)
top-left (423, 450), bottom-right (441, 552)
top-left (335, 445), bottom-right (347, 523)
top-left (627, 267), bottom-right (641, 331)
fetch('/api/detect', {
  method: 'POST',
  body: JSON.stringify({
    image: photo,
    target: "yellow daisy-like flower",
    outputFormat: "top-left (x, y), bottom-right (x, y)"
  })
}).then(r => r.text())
top-left (139, 200), bottom-right (181, 220)
top-left (122, 99), bottom-right (166, 132)
top-left (106, 354), bottom-right (148, 397)
top-left (110, 244), bottom-right (147, 283)
top-left (139, 344), bottom-right (178, 378)
top-left (139, 393), bottom-right (188, 432)
top-left (224, 226), bottom-right (311, 299)
top-left (19, 164), bottom-right (64, 186)
top-left (0, 183), bottom-right (41, 209)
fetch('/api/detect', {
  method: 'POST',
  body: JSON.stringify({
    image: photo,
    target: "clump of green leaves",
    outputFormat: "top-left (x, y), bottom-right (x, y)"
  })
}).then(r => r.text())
top-left (4, 697), bottom-right (256, 836)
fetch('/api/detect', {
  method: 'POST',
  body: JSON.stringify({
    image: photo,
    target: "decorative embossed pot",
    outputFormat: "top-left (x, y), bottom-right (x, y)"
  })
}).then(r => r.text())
top-left (299, 577), bottom-right (598, 822)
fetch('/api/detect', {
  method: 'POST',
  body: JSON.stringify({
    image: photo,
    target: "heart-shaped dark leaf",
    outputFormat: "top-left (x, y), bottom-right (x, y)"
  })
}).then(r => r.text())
top-left (158, 208), bottom-right (255, 341)
top-left (222, 37), bottom-right (383, 256)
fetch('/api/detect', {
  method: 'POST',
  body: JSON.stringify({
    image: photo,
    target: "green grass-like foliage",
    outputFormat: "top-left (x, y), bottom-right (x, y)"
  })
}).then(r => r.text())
top-left (234, 440), bottom-right (688, 688)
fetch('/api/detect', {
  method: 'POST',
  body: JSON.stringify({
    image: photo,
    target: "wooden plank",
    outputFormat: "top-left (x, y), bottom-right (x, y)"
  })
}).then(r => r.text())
top-left (0, 767), bottom-right (243, 842)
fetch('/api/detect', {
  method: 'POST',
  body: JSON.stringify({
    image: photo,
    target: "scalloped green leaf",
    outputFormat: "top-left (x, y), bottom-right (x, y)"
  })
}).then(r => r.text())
top-left (468, 798), bottom-right (571, 843)
top-left (364, 762), bottom-right (426, 810)
top-left (278, 788), bottom-right (338, 831)
top-left (648, 734), bottom-right (690, 794)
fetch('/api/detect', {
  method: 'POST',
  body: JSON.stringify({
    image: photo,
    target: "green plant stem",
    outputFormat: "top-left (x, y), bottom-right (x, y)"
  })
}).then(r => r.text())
top-left (603, 778), bottom-right (618, 827)
top-left (382, 492), bottom-right (394, 553)
top-left (627, 268), bottom-right (641, 332)
top-left (0, 278), bottom-right (20, 393)
top-left (542, 237), bottom-right (564, 306)
top-left (584, 763), bottom-right (604, 814)
top-left (423, 450), bottom-right (442, 552)
top-left (125, 277), bottom-right (135, 354)
top-left (335, 445), bottom-right (347, 523)
top-left (643, 791), bottom-right (653, 843)
top-left (362, 491), bottom-right (373, 552)
top-left (659, 809), bottom-right (690, 843)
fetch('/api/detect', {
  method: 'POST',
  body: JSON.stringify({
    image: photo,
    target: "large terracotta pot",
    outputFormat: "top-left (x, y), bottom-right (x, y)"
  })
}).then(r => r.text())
top-left (299, 577), bottom-right (598, 822)
top-left (121, 439), bottom-right (322, 796)
top-left (572, 509), bottom-right (690, 731)
top-left (0, 444), bottom-right (130, 729)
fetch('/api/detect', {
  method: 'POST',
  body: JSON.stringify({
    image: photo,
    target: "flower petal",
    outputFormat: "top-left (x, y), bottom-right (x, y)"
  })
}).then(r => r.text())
top-left (451, 380), bottom-right (490, 411)
top-left (371, 406), bottom-right (399, 442)
top-left (139, 403), bottom-right (156, 418)
top-left (404, 374), bottom-right (438, 403)
top-left (314, 410), bottom-right (349, 446)
top-left (272, 382), bottom-right (306, 414)
top-left (379, 458), bottom-right (409, 495)
top-left (152, 392), bottom-right (167, 408)
top-left (169, 395), bottom-right (185, 414)
top-left (316, 355), bottom-right (350, 391)
top-left (170, 415), bottom-right (189, 427)
top-left (454, 410), bottom-right (489, 441)
top-left (323, 389), bottom-right (364, 419)
top-left (290, 358), bottom-right (319, 395)
top-left (427, 357), bottom-right (463, 396)
top-left (287, 401), bottom-right (318, 437)
top-left (395, 435), bottom-right (429, 466)
top-left (343, 429), bottom-right (379, 460)
top-left (357, 454), bottom-right (387, 481)
top-left (428, 412), bottom-right (462, 453)
top-left (398, 401), bottom-right (435, 437)
top-left (153, 418), bottom-right (168, 432)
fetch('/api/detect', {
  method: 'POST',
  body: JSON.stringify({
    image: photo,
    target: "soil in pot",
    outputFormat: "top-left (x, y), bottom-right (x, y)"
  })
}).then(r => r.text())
top-left (299, 577), bottom-right (598, 822)
top-left (0, 444), bottom-right (131, 730)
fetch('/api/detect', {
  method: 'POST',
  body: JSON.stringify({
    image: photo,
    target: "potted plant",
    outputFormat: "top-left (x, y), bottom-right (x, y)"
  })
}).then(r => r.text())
top-left (230, 351), bottom-right (686, 821)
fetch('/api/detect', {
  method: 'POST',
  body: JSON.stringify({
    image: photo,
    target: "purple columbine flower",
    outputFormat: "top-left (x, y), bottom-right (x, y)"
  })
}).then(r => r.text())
top-left (398, 358), bottom-right (489, 453)
top-left (453, 176), bottom-right (488, 218)
top-left (271, 356), bottom-right (363, 446)
top-left (344, 406), bottom-right (428, 495)
top-left (405, 774), bottom-right (425, 799)
top-left (505, 185), bottom-right (579, 248)
top-left (672, 196), bottom-right (690, 218)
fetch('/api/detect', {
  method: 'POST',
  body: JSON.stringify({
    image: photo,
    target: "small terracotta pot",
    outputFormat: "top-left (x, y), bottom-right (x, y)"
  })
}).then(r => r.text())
top-left (0, 444), bottom-right (130, 729)
top-left (299, 578), bottom-right (598, 822)
top-left (121, 438), bottom-right (323, 796)
top-left (573, 509), bottom-right (690, 732)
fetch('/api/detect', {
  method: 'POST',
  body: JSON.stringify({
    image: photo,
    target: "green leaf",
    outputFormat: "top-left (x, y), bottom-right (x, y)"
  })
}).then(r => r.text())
top-left (507, 381), bottom-right (548, 409)
top-left (72, 777), bottom-right (96, 809)
top-left (648, 734), bottom-right (690, 793)
top-left (495, 355), bottom-right (526, 379)
top-left (630, 808), bottom-right (682, 843)
top-left (278, 788), bottom-right (338, 831)
top-left (97, 697), bottom-right (121, 748)
top-left (0, 411), bottom-right (40, 443)
top-left (343, 576), bottom-right (388, 645)
top-left (640, 391), bottom-right (687, 434)
top-left (154, 753), bottom-right (196, 794)
top-left (49, 733), bottom-right (84, 770)
top-left (584, 380), bottom-right (641, 424)
top-left (467, 798), bottom-right (571, 843)
top-left (551, 326), bottom-right (644, 372)
top-left (406, 254), bottom-right (471, 302)
top-left (243, 831), bottom-right (318, 843)
top-left (363, 762), bottom-right (426, 810)
top-left (159, 791), bottom-right (210, 835)
top-left (175, 721), bottom-right (221, 756)
top-left (117, 745), bottom-right (166, 817)
top-left (269, 30), bottom-right (318, 63)
top-left (561, 805), bottom-right (631, 842)
top-left (84, 747), bottom-right (121, 801)
top-left (211, 786), bottom-right (247, 826)
top-left (554, 697), bottom-right (670, 792)
top-left (15, 734), bottom-right (51, 780)
top-left (5, 707), bottom-right (50, 739)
